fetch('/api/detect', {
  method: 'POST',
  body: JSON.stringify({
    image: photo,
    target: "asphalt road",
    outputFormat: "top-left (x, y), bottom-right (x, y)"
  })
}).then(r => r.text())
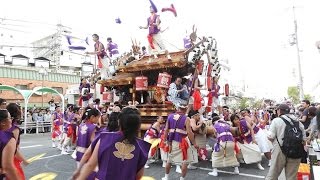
top-left (20, 133), bottom-right (273, 180)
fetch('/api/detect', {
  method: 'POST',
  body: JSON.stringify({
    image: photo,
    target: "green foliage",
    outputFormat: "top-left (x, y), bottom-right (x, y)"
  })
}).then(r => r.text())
top-left (287, 86), bottom-right (300, 104)
top-left (238, 97), bottom-right (249, 110)
top-left (304, 94), bottom-right (312, 102)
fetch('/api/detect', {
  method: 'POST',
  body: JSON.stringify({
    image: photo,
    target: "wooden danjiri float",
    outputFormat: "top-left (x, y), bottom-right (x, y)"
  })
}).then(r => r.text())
top-left (98, 36), bottom-right (221, 135)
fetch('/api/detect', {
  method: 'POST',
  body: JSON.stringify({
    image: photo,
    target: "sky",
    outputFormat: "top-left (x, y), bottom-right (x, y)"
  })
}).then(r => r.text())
top-left (1, 0), bottom-right (320, 101)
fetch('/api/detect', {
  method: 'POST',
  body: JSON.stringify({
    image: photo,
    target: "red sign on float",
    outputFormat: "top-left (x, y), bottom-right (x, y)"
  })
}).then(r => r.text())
top-left (157, 73), bottom-right (172, 89)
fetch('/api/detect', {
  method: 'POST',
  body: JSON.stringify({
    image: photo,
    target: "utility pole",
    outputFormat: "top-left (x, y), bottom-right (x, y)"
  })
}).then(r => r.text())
top-left (292, 5), bottom-right (304, 100)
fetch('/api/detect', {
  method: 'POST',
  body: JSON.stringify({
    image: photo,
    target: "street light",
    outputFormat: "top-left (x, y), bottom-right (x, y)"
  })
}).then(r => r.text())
top-left (39, 66), bottom-right (48, 108)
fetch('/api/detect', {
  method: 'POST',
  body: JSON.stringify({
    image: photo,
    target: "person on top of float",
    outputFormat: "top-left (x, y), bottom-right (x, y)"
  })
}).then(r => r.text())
top-left (167, 77), bottom-right (189, 108)
top-left (85, 34), bottom-right (111, 80)
top-left (139, 4), bottom-right (171, 61)
top-left (106, 37), bottom-right (119, 61)
top-left (79, 78), bottom-right (92, 108)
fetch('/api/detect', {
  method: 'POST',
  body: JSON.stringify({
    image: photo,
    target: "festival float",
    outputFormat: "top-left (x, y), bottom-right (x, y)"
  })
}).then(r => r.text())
top-left (97, 32), bottom-right (222, 134)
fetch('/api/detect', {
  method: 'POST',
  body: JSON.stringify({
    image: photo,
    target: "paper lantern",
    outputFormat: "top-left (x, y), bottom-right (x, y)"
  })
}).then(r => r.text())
top-left (102, 91), bottom-right (113, 103)
top-left (206, 64), bottom-right (213, 77)
top-left (100, 86), bottom-right (105, 94)
top-left (157, 72), bottom-right (172, 89)
top-left (225, 83), bottom-right (229, 96)
top-left (207, 77), bottom-right (213, 90)
top-left (196, 60), bottom-right (204, 75)
top-left (135, 76), bottom-right (148, 91)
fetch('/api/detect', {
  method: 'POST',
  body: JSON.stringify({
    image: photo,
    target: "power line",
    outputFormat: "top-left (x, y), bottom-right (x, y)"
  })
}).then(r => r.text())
top-left (0, 44), bottom-right (49, 49)
top-left (0, 17), bottom-right (57, 27)
top-left (0, 26), bottom-right (30, 33)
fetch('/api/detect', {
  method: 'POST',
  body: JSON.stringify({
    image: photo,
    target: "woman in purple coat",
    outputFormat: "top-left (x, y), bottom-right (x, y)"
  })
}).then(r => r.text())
top-left (6, 103), bottom-right (29, 179)
top-left (77, 107), bottom-right (151, 180)
top-left (0, 109), bottom-right (20, 179)
top-left (75, 108), bottom-right (101, 167)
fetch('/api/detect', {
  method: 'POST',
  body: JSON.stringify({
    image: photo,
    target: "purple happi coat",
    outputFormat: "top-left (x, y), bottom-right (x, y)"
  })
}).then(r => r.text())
top-left (107, 42), bottom-right (119, 57)
top-left (0, 131), bottom-right (14, 179)
top-left (95, 132), bottom-right (151, 180)
top-left (148, 15), bottom-right (160, 35)
top-left (64, 113), bottom-right (74, 132)
top-left (239, 119), bottom-right (253, 143)
top-left (183, 37), bottom-right (192, 49)
top-left (167, 113), bottom-right (187, 143)
top-left (213, 120), bottom-right (234, 152)
top-left (79, 83), bottom-right (91, 101)
top-left (144, 123), bottom-right (160, 139)
top-left (212, 83), bottom-right (220, 98)
top-left (7, 122), bottom-right (21, 146)
top-left (76, 122), bottom-right (96, 162)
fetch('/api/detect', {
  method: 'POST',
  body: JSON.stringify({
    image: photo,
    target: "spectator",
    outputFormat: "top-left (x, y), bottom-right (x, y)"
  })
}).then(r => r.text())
top-left (32, 109), bottom-right (39, 122)
top-left (266, 104), bottom-right (306, 180)
top-left (0, 98), bottom-right (7, 109)
top-left (44, 110), bottom-right (52, 122)
top-left (49, 99), bottom-right (56, 113)
top-left (299, 100), bottom-right (311, 130)
top-left (309, 106), bottom-right (320, 140)
top-left (26, 111), bottom-right (33, 123)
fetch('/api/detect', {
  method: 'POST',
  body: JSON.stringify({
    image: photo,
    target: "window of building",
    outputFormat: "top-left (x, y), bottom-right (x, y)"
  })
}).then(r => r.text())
top-left (52, 87), bottom-right (63, 94)
top-left (15, 84), bottom-right (28, 90)
top-left (15, 84), bottom-right (28, 94)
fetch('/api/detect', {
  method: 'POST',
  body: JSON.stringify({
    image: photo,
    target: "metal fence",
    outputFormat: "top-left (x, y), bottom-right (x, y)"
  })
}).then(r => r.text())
top-left (19, 121), bottom-right (52, 134)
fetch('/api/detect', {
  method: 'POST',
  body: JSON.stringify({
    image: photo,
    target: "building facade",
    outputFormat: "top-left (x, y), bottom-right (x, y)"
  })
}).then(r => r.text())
top-left (0, 66), bottom-right (79, 107)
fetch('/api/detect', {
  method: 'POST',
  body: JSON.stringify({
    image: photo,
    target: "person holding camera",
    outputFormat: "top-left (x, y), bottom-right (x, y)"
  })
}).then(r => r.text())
top-left (266, 104), bottom-right (306, 180)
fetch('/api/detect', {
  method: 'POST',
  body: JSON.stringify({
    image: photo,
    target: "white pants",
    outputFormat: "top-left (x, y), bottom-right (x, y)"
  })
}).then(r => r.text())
top-left (148, 33), bottom-right (166, 55)
top-left (100, 57), bottom-right (111, 79)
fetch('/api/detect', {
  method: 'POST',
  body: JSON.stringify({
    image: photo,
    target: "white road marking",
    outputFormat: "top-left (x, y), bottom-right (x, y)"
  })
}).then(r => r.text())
top-left (198, 167), bottom-right (266, 179)
top-left (20, 145), bottom-right (43, 149)
top-left (20, 141), bottom-right (33, 144)
top-left (38, 154), bottom-right (63, 160)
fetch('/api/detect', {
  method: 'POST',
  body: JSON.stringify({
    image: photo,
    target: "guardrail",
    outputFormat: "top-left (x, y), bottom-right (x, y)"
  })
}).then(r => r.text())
top-left (19, 121), bottom-right (52, 134)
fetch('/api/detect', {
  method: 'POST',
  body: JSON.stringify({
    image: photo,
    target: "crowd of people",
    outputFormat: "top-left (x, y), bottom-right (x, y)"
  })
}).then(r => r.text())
top-left (1, 92), bottom-right (320, 180)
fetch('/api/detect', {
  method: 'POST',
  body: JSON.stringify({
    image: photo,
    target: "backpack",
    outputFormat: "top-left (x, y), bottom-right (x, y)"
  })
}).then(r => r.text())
top-left (276, 115), bottom-right (304, 159)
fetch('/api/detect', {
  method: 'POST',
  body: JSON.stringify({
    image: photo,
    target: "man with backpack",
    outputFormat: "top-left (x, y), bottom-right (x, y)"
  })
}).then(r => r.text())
top-left (266, 104), bottom-right (306, 180)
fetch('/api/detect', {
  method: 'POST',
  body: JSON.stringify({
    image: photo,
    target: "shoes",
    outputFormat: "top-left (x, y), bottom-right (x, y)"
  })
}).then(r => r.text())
top-left (187, 164), bottom-right (197, 169)
top-left (61, 151), bottom-right (69, 155)
top-left (208, 168), bottom-right (218, 176)
top-left (176, 165), bottom-right (182, 174)
top-left (234, 167), bottom-right (240, 174)
top-left (61, 148), bottom-right (70, 155)
top-left (161, 177), bottom-right (168, 180)
top-left (67, 146), bottom-right (72, 153)
top-left (239, 159), bottom-right (245, 164)
top-left (162, 162), bottom-right (166, 168)
top-left (257, 163), bottom-right (264, 170)
top-left (57, 144), bottom-right (62, 150)
top-left (71, 151), bottom-right (77, 159)
top-left (144, 164), bottom-right (150, 169)
top-left (52, 142), bottom-right (56, 148)
top-left (268, 160), bottom-right (271, 167)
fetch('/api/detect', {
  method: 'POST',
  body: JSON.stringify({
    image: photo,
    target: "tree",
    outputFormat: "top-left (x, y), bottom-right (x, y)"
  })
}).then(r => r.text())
top-left (287, 86), bottom-right (299, 104)
top-left (304, 94), bottom-right (312, 102)
top-left (238, 97), bottom-right (250, 110)
top-left (251, 98), bottom-right (263, 109)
